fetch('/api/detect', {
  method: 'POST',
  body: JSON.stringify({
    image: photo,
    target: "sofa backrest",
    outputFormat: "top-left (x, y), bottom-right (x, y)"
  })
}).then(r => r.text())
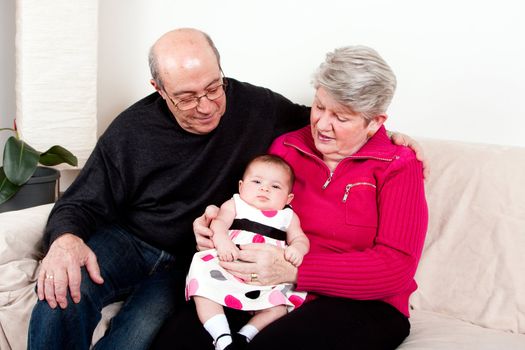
top-left (410, 138), bottom-right (525, 334)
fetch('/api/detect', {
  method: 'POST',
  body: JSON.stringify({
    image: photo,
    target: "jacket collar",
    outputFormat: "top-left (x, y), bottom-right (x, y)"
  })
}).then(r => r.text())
top-left (283, 125), bottom-right (398, 161)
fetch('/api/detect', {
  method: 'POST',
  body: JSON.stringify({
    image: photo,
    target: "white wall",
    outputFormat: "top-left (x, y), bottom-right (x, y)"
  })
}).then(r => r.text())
top-left (98, 0), bottom-right (525, 147)
top-left (0, 0), bottom-right (16, 165)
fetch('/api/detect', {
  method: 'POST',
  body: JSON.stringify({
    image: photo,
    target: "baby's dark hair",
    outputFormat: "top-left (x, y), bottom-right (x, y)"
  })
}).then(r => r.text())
top-left (243, 154), bottom-right (295, 191)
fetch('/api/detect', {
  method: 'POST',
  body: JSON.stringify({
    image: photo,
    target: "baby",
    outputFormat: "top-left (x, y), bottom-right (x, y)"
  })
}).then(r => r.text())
top-left (185, 154), bottom-right (309, 350)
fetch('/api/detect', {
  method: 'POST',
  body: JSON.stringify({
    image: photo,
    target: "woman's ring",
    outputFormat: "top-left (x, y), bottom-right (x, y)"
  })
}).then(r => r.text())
top-left (45, 274), bottom-right (54, 280)
top-left (250, 273), bottom-right (258, 282)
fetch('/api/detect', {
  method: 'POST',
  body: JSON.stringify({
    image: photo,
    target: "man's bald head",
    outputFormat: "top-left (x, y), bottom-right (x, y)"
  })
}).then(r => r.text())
top-left (148, 28), bottom-right (221, 89)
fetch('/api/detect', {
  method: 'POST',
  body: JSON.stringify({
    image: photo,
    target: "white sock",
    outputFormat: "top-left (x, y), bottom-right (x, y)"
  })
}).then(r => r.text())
top-left (203, 314), bottom-right (232, 350)
top-left (238, 324), bottom-right (259, 342)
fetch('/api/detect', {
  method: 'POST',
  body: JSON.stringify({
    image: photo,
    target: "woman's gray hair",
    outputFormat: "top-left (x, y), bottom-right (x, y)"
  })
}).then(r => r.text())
top-left (148, 30), bottom-right (221, 90)
top-left (312, 45), bottom-right (396, 122)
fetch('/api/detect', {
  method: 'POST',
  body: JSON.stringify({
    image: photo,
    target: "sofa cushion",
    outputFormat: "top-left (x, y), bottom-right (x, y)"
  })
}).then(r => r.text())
top-left (410, 139), bottom-right (525, 333)
top-left (399, 310), bottom-right (525, 349)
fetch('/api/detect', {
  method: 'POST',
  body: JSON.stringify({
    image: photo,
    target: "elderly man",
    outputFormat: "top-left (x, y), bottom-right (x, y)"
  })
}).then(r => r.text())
top-left (28, 28), bottom-right (421, 350)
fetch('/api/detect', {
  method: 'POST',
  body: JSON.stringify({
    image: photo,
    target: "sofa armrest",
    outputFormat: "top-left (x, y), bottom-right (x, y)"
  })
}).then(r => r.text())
top-left (0, 204), bottom-right (53, 350)
top-left (0, 204), bottom-right (53, 295)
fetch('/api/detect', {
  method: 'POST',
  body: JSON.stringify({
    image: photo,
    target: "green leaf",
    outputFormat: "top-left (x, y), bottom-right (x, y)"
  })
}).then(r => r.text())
top-left (39, 145), bottom-right (78, 167)
top-left (3, 137), bottom-right (40, 185)
top-left (0, 167), bottom-right (21, 205)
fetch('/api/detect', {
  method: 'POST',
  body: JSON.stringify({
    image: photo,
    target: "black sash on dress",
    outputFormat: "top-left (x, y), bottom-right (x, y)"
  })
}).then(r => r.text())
top-left (230, 218), bottom-right (287, 241)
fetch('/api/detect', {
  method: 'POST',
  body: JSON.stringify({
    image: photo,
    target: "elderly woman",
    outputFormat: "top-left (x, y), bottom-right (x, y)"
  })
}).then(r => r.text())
top-left (154, 46), bottom-right (427, 350)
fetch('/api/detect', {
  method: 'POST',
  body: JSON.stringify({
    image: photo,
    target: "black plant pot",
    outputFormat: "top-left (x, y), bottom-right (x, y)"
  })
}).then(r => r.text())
top-left (0, 167), bottom-right (59, 213)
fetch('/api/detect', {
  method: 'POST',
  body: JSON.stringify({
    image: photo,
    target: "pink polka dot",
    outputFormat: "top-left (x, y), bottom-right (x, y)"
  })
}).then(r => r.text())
top-left (268, 290), bottom-right (287, 305)
top-left (201, 254), bottom-right (214, 262)
top-left (252, 234), bottom-right (266, 243)
top-left (288, 295), bottom-right (305, 308)
top-left (224, 295), bottom-right (243, 309)
top-left (186, 278), bottom-right (199, 297)
top-left (261, 210), bottom-right (278, 217)
top-left (229, 230), bottom-right (241, 241)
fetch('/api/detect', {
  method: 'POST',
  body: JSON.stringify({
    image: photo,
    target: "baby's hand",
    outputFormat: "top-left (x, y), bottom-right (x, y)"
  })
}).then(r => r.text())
top-left (215, 237), bottom-right (239, 262)
top-left (285, 246), bottom-right (304, 267)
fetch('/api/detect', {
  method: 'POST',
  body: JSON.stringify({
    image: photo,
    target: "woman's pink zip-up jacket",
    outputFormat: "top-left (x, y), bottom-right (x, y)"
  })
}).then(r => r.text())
top-left (268, 125), bottom-right (428, 317)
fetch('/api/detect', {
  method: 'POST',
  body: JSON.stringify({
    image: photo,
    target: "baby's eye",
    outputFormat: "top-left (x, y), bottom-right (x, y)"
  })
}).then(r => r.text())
top-left (252, 180), bottom-right (261, 184)
top-left (272, 185), bottom-right (281, 189)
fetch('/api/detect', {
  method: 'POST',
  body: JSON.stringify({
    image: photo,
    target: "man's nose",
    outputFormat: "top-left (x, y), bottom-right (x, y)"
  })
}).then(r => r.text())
top-left (195, 95), bottom-right (214, 113)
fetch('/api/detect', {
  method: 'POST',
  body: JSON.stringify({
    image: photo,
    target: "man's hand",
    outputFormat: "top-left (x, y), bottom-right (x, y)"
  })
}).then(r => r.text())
top-left (37, 233), bottom-right (103, 309)
top-left (193, 205), bottom-right (219, 251)
top-left (390, 131), bottom-right (430, 179)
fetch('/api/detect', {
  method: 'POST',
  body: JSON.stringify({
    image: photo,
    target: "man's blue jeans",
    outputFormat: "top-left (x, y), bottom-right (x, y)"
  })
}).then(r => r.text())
top-left (27, 225), bottom-right (187, 350)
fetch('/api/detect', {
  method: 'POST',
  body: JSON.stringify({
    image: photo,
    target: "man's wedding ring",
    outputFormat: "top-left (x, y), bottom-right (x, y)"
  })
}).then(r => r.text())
top-left (250, 273), bottom-right (258, 282)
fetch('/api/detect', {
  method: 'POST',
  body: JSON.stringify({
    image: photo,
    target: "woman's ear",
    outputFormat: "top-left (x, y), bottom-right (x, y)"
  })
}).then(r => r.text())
top-left (367, 114), bottom-right (388, 137)
top-left (238, 180), bottom-right (243, 192)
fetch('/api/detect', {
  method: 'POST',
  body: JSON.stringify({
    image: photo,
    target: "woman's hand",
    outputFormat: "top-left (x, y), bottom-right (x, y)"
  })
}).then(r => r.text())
top-left (219, 243), bottom-right (298, 286)
top-left (390, 131), bottom-right (430, 179)
top-left (193, 205), bottom-right (220, 251)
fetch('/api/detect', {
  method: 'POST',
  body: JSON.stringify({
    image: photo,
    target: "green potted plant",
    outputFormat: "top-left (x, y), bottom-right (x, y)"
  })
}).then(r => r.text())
top-left (0, 119), bottom-right (78, 210)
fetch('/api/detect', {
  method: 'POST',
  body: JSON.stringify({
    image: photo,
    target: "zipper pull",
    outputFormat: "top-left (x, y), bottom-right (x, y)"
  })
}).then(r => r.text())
top-left (322, 172), bottom-right (333, 189)
top-left (342, 184), bottom-right (352, 203)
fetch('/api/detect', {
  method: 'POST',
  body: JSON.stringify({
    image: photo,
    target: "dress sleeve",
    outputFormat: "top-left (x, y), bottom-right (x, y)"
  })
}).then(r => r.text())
top-left (296, 155), bottom-right (428, 300)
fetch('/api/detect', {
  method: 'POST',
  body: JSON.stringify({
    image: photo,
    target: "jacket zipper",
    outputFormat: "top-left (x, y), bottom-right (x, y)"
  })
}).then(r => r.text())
top-left (342, 182), bottom-right (377, 203)
top-left (322, 172), bottom-right (333, 189)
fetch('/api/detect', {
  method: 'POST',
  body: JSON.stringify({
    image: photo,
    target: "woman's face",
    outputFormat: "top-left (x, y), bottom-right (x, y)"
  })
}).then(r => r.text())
top-left (310, 87), bottom-right (384, 166)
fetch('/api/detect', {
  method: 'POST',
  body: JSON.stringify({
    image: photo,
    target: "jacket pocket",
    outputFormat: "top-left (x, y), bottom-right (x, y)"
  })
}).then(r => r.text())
top-left (344, 182), bottom-right (378, 228)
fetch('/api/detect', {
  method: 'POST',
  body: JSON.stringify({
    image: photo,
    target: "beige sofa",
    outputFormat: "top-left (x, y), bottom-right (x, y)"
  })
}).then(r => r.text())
top-left (1, 138), bottom-right (524, 349)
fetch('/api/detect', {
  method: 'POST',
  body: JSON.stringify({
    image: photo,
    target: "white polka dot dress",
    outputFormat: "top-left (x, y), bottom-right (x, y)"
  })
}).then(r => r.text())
top-left (185, 194), bottom-right (306, 311)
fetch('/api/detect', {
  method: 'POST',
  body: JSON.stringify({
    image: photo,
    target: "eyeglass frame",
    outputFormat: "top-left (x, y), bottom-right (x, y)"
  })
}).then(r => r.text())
top-left (164, 73), bottom-right (228, 111)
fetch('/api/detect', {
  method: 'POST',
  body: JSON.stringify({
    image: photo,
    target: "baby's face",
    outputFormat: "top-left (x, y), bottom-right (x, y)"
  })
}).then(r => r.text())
top-left (238, 162), bottom-right (293, 211)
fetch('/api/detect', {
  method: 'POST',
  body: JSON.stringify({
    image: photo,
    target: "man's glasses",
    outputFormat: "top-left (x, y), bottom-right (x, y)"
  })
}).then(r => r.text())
top-left (167, 79), bottom-right (228, 111)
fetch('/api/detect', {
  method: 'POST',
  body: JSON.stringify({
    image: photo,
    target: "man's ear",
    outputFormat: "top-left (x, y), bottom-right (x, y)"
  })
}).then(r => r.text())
top-left (150, 79), bottom-right (162, 94)
top-left (286, 193), bottom-right (294, 205)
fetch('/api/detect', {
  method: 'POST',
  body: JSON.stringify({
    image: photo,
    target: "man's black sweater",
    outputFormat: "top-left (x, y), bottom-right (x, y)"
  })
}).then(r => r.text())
top-left (44, 78), bottom-right (309, 262)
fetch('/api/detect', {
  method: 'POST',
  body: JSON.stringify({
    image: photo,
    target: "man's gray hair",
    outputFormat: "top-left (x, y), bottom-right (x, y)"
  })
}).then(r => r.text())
top-left (148, 30), bottom-right (221, 90)
top-left (312, 45), bottom-right (396, 122)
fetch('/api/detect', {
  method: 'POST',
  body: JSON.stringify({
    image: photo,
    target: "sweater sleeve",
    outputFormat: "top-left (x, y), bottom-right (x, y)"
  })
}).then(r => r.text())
top-left (296, 155), bottom-right (428, 300)
top-left (43, 138), bottom-right (126, 251)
